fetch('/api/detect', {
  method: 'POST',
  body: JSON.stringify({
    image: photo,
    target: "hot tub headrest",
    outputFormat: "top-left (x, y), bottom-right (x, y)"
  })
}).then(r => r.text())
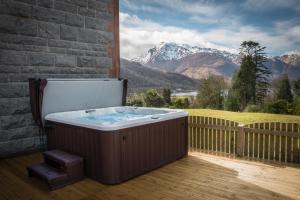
top-left (29, 78), bottom-right (127, 127)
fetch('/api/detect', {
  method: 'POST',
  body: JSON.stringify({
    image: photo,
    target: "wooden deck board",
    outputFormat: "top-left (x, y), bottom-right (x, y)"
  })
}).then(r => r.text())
top-left (0, 152), bottom-right (300, 200)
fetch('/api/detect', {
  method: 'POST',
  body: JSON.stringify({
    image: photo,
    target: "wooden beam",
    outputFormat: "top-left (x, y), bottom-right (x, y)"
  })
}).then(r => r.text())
top-left (109, 0), bottom-right (120, 78)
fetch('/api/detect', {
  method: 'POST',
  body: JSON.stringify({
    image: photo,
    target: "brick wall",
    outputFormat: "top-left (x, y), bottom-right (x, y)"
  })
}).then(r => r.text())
top-left (0, 0), bottom-right (119, 157)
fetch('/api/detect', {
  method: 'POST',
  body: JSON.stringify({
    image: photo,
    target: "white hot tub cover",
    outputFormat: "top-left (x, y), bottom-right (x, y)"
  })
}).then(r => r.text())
top-left (29, 78), bottom-right (127, 126)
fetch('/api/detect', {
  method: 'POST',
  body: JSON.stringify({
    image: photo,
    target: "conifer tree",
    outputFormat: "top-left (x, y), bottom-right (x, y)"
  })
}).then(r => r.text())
top-left (226, 41), bottom-right (271, 111)
top-left (276, 74), bottom-right (293, 102)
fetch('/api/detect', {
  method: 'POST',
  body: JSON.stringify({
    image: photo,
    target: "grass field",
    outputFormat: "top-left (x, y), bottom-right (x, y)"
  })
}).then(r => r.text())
top-left (186, 109), bottom-right (300, 124)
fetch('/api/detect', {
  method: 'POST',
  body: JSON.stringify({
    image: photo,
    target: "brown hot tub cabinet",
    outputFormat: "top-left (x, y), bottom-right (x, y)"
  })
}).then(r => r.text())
top-left (47, 117), bottom-right (188, 184)
top-left (29, 78), bottom-right (188, 184)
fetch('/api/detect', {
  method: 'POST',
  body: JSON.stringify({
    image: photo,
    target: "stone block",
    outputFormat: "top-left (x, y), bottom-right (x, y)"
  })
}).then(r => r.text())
top-left (0, 126), bottom-right (39, 142)
top-left (0, 97), bottom-right (31, 116)
top-left (85, 17), bottom-right (107, 31)
top-left (0, 50), bottom-right (27, 66)
top-left (0, 83), bottom-right (27, 98)
top-left (78, 7), bottom-right (96, 17)
top-left (29, 53), bottom-right (55, 66)
top-left (88, 0), bottom-right (107, 12)
top-left (0, 114), bottom-right (27, 130)
top-left (37, 0), bottom-right (53, 8)
top-left (78, 29), bottom-right (96, 43)
top-left (54, 1), bottom-right (77, 14)
top-left (60, 25), bottom-right (78, 41)
top-left (38, 22), bottom-right (60, 39)
top-left (32, 7), bottom-right (65, 24)
top-left (77, 56), bottom-right (111, 68)
top-left (65, 13), bottom-right (84, 27)
top-left (0, 136), bottom-right (41, 157)
top-left (55, 54), bottom-right (76, 67)
top-left (1, 0), bottom-right (32, 17)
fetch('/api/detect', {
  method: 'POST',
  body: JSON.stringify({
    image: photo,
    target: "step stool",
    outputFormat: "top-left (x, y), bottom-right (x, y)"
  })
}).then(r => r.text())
top-left (27, 149), bottom-right (84, 190)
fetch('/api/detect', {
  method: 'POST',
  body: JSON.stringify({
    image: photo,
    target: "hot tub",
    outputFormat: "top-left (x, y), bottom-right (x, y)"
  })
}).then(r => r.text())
top-left (29, 79), bottom-right (188, 184)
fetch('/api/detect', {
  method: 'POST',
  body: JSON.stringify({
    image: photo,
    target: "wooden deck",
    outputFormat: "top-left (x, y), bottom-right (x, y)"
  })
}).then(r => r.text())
top-left (0, 152), bottom-right (300, 200)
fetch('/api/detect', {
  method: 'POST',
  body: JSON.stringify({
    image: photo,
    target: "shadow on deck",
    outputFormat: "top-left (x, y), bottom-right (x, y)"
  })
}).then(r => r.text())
top-left (0, 152), bottom-right (299, 200)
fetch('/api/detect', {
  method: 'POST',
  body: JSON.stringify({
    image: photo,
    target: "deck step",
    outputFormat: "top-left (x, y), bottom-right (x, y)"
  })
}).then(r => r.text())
top-left (43, 149), bottom-right (83, 169)
top-left (27, 149), bottom-right (84, 190)
top-left (27, 163), bottom-right (68, 190)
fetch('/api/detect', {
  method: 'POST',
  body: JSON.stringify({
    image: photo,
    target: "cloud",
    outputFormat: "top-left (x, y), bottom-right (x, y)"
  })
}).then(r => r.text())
top-left (120, 12), bottom-right (300, 59)
top-left (121, 0), bottom-right (162, 14)
top-left (120, 12), bottom-right (229, 59)
top-left (244, 0), bottom-right (300, 11)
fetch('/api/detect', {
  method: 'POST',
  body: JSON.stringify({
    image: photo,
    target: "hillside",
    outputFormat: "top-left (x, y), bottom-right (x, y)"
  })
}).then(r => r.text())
top-left (132, 42), bottom-right (300, 80)
top-left (120, 58), bottom-right (199, 91)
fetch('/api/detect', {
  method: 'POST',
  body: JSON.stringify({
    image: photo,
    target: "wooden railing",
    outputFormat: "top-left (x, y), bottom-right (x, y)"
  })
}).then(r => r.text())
top-left (188, 116), bottom-right (300, 164)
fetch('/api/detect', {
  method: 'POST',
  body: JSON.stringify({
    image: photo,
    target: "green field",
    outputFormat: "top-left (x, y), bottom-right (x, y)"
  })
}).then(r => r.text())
top-left (186, 109), bottom-right (300, 124)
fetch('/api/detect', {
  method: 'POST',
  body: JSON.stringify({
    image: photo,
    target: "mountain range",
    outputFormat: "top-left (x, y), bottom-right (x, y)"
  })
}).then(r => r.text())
top-left (121, 42), bottom-right (300, 90)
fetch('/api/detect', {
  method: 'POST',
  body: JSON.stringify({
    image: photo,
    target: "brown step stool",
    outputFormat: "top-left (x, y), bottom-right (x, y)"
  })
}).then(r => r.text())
top-left (27, 149), bottom-right (84, 190)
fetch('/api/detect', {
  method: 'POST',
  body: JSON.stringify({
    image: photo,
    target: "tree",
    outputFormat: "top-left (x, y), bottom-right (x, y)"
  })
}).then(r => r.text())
top-left (162, 88), bottom-right (171, 105)
top-left (171, 98), bottom-right (184, 108)
top-left (183, 98), bottom-right (190, 108)
top-left (197, 75), bottom-right (227, 109)
top-left (292, 78), bottom-right (300, 115)
top-left (275, 74), bottom-right (293, 102)
top-left (226, 41), bottom-right (271, 111)
top-left (294, 78), bottom-right (300, 98)
top-left (143, 89), bottom-right (164, 107)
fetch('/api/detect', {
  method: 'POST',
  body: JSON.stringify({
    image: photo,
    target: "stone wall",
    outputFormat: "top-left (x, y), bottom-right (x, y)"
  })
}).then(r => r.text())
top-left (0, 0), bottom-right (119, 157)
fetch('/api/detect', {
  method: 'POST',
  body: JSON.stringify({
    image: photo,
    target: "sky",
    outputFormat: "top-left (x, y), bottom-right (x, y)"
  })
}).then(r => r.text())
top-left (119, 0), bottom-right (300, 59)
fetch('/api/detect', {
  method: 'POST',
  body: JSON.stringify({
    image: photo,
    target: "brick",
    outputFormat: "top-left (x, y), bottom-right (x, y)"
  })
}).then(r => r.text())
top-left (77, 56), bottom-right (111, 68)
top-left (85, 17), bottom-right (107, 31)
top-left (54, 1), bottom-right (77, 14)
top-left (78, 7), bottom-right (95, 17)
top-left (55, 54), bottom-right (76, 67)
top-left (32, 7), bottom-right (65, 24)
top-left (37, 0), bottom-right (53, 8)
top-left (78, 29), bottom-right (96, 43)
top-left (29, 53), bottom-right (55, 66)
top-left (60, 25), bottom-right (78, 41)
top-left (65, 13), bottom-right (84, 27)
top-left (38, 22), bottom-right (60, 39)
top-left (0, 50), bottom-right (27, 65)
top-left (0, 83), bottom-right (27, 98)
top-left (0, 126), bottom-right (39, 142)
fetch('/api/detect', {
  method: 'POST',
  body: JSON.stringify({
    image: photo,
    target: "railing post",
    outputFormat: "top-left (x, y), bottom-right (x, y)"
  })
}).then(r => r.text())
top-left (236, 124), bottom-right (245, 157)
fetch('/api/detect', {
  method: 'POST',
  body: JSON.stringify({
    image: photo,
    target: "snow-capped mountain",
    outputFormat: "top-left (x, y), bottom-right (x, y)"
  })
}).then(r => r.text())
top-left (132, 42), bottom-right (238, 64)
top-left (129, 42), bottom-right (300, 80)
